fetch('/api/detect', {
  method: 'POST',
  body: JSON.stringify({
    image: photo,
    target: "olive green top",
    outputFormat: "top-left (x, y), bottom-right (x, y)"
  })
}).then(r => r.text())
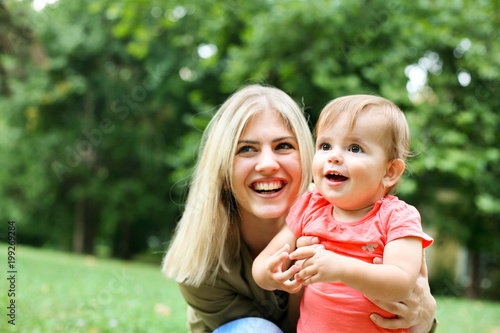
top-left (177, 241), bottom-right (293, 333)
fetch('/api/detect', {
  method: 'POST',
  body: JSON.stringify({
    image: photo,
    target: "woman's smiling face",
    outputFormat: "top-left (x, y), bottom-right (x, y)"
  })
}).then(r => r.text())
top-left (231, 109), bottom-right (302, 222)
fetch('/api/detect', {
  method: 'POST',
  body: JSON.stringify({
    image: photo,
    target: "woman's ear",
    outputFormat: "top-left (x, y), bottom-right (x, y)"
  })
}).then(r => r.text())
top-left (383, 159), bottom-right (405, 188)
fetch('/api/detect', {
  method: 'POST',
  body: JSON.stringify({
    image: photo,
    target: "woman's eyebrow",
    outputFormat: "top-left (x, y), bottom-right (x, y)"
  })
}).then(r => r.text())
top-left (273, 136), bottom-right (297, 143)
top-left (237, 140), bottom-right (259, 145)
top-left (237, 136), bottom-right (297, 144)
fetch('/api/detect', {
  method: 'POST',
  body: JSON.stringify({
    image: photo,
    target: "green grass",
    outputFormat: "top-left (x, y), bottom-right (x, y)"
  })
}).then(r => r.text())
top-left (434, 297), bottom-right (500, 333)
top-left (0, 244), bottom-right (187, 332)
top-left (0, 244), bottom-right (499, 332)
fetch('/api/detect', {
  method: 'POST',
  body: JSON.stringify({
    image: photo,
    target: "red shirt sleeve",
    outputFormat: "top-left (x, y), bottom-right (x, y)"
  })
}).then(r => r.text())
top-left (382, 197), bottom-right (433, 248)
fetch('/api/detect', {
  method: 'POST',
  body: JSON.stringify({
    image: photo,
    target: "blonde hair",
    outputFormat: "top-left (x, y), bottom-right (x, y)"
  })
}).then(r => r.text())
top-left (315, 95), bottom-right (411, 191)
top-left (162, 85), bottom-right (314, 286)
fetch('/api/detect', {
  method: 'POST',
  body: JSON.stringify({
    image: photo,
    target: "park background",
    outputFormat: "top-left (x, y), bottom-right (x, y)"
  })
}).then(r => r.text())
top-left (0, 0), bottom-right (499, 331)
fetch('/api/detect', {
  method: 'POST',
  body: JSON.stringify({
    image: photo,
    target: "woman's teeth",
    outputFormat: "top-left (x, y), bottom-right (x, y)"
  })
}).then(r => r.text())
top-left (253, 181), bottom-right (283, 193)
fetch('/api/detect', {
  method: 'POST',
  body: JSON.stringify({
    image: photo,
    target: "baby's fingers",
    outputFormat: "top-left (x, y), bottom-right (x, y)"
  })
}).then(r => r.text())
top-left (280, 263), bottom-right (299, 281)
top-left (268, 265), bottom-right (301, 292)
top-left (293, 259), bottom-right (305, 270)
top-left (282, 278), bottom-right (303, 294)
top-left (294, 265), bottom-right (316, 283)
top-left (270, 264), bottom-right (298, 287)
top-left (268, 244), bottom-right (290, 270)
top-left (289, 244), bottom-right (323, 261)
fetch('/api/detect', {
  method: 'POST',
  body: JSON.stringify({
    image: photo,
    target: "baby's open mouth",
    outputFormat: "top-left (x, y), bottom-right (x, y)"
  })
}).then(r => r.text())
top-left (252, 181), bottom-right (285, 194)
top-left (326, 172), bottom-right (348, 182)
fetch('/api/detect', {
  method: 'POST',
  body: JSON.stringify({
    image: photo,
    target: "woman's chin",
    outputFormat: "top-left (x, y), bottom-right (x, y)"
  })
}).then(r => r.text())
top-left (252, 206), bottom-right (288, 220)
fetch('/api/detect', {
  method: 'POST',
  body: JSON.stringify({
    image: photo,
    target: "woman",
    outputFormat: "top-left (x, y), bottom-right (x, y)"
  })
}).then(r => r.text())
top-left (162, 85), bottom-right (437, 333)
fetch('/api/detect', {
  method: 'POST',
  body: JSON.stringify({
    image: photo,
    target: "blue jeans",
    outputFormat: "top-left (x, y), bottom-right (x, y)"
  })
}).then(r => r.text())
top-left (213, 317), bottom-right (283, 333)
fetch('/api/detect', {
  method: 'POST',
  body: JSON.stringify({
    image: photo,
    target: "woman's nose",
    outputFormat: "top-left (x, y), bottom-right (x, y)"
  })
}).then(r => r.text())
top-left (255, 147), bottom-right (280, 173)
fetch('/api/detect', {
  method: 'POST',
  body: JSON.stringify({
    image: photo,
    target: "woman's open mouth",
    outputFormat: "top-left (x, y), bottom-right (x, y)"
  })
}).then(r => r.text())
top-left (252, 180), bottom-right (285, 194)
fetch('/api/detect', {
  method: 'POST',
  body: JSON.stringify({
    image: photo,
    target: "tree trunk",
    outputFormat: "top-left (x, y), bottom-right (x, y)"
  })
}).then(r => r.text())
top-left (466, 251), bottom-right (480, 298)
top-left (73, 199), bottom-right (96, 255)
top-left (112, 220), bottom-right (132, 259)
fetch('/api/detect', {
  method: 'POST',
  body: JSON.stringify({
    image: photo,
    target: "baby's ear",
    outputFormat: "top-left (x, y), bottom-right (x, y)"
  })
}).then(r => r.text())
top-left (382, 159), bottom-right (405, 188)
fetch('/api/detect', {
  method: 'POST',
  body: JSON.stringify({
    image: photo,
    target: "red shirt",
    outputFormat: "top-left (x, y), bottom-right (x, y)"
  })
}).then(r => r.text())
top-left (287, 189), bottom-right (433, 333)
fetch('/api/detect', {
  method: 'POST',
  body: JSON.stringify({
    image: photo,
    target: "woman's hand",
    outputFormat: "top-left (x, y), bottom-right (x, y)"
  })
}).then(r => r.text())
top-left (367, 253), bottom-right (437, 333)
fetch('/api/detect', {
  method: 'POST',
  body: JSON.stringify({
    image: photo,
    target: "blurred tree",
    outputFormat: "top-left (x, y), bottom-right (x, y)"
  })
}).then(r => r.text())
top-left (0, 0), bottom-right (199, 258)
top-left (0, 0), bottom-right (499, 300)
top-left (398, 0), bottom-right (500, 298)
top-left (183, 0), bottom-right (500, 297)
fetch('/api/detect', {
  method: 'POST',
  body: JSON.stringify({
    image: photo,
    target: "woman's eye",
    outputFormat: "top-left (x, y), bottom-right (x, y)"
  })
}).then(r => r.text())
top-left (349, 145), bottom-right (363, 153)
top-left (237, 146), bottom-right (256, 154)
top-left (276, 142), bottom-right (294, 150)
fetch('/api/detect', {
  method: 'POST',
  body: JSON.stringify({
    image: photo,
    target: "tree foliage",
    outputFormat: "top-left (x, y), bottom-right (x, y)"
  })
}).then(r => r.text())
top-left (1, 0), bottom-right (499, 297)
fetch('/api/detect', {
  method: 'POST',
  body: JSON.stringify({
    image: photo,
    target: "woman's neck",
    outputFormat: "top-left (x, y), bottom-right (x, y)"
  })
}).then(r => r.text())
top-left (239, 211), bottom-right (286, 259)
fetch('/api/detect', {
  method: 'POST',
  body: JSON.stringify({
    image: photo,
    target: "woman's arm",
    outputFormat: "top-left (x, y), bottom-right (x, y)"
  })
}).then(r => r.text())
top-left (368, 253), bottom-right (438, 333)
top-left (252, 223), bottom-right (302, 293)
top-left (291, 237), bottom-right (423, 302)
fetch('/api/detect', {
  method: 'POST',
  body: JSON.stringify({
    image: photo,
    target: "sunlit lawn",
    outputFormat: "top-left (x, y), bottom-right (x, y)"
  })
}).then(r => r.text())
top-left (0, 244), bottom-right (187, 332)
top-left (434, 296), bottom-right (500, 333)
top-left (0, 244), bottom-right (499, 332)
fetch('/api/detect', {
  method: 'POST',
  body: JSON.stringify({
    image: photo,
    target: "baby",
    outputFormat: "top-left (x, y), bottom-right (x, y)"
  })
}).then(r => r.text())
top-left (253, 95), bottom-right (433, 332)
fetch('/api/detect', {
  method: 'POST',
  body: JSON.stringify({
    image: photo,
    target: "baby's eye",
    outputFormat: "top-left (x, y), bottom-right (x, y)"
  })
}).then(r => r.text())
top-left (319, 143), bottom-right (331, 151)
top-left (348, 145), bottom-right (363, 153)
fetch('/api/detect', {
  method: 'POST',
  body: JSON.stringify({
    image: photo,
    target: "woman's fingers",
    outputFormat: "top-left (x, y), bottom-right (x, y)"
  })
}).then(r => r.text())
top-left (419, 251), bottom-right (429, 279)
top-left (372, 256), bottom-right (383, 265)
top-left (369, 312), bottom-right (409, 330)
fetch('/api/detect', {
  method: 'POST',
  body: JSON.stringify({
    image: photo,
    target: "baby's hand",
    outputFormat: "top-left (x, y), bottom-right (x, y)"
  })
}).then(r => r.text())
top-left (290, 245), bottom-right (343, 284)
top-left (264, 244), bottom-right (302, 293)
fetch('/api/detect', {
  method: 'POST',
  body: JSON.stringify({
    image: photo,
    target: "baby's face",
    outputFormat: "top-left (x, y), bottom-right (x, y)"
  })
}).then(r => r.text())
top-left (313, 111), bottom-right (391, 212)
